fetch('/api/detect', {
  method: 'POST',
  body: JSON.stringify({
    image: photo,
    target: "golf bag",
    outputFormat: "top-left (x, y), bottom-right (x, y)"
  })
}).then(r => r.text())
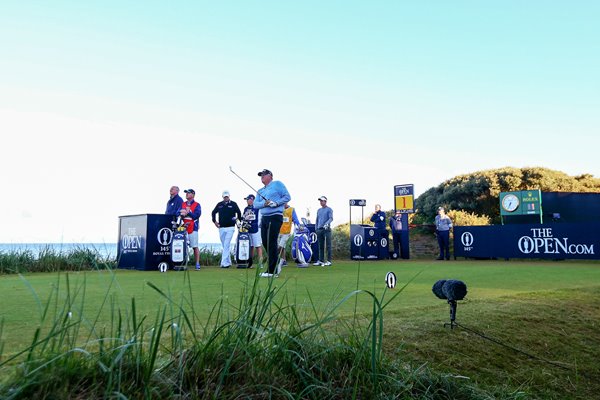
top-left (235, 220), bottom-right (252, 268)
top-left (170, 215), bottom-right (189, 271)
top-left (292, 225), bottom-right (312, 267)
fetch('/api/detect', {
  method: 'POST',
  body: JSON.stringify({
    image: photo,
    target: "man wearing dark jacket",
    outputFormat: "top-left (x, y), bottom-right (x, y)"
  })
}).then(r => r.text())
top-left (212, 191), bottom-right (242, 268)
top-left (165, 186), bottom-right (184, 216)
top-left (389, 210), bottom-right (403, 258)
top-left (371, 204), bottom-right (389, 258)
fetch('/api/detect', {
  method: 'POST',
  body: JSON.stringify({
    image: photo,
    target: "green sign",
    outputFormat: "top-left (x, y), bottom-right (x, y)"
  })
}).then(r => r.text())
top-left (499, 189), bottom-right (543, 223)
top-left (521, 189), bottom-right (542, 215)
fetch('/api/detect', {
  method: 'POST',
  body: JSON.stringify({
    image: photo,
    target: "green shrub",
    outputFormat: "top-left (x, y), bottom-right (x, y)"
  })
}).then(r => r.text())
top-left (448, 210), bottom-right (491, 226)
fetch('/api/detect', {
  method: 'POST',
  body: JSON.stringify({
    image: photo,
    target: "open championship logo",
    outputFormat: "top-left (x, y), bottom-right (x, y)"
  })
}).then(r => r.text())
top-left (461, 232), bottom-right (474, 247)
top-left (517, 235), bottom-right (594, 255)
top-left (158, 228), bottom-right (173, 246)
top-left (353, 234), bottom-right (363, 247)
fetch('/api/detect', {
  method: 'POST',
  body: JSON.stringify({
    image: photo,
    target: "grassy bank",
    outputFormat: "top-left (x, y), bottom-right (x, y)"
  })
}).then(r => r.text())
top-left (0, 260), bottom-right (598, 398)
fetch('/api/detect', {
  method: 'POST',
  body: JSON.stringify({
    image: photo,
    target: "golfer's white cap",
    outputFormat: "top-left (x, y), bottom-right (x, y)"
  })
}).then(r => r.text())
top-left (222, 190), bottom-right (230, 198)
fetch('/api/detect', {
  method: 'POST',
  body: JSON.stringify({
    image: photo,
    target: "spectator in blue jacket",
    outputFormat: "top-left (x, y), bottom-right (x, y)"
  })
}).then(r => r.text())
top-left (371, 204), bottom-right (389, 258)
top-left (165, 186), bottom-right (184, 216)
top-left (253, 169), bottom-right (291, 277)
top-left (370, 204), bottom-right (387, 231)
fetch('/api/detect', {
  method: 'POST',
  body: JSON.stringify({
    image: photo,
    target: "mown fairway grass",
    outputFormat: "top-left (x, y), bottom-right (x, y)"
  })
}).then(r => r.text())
top-left (1, 259), bottom-right (599, 398)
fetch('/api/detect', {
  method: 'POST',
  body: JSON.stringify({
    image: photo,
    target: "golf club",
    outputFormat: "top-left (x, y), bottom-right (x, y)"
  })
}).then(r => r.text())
top-left (229, 166), bottom-right (268, 201)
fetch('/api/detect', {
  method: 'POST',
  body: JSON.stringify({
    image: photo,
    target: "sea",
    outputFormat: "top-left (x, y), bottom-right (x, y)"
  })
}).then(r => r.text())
top-left (0, 242), bottom-right (223, 260)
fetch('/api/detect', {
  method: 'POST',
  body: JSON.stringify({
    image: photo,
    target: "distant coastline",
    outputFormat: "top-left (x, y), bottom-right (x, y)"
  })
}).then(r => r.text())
top-left (0, 242), bottom-right (223, 259)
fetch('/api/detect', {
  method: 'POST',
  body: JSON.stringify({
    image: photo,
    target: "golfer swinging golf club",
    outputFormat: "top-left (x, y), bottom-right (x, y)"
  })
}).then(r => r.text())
top-left (252, 169), bottom-right (291, 278)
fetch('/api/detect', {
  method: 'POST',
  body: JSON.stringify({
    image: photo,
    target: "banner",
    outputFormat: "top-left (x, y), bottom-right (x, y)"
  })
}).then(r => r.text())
top-left (454, 223), bottom-right (599, 260)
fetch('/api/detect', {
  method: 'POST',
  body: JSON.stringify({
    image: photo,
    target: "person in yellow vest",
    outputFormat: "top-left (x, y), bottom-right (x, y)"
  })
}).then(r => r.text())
top-left (277, 203), bottom-right (300, 268)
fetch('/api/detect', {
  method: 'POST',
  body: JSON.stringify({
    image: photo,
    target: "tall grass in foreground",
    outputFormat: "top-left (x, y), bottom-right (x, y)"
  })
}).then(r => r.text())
top-left (0, 269), bottom-right (522, 399)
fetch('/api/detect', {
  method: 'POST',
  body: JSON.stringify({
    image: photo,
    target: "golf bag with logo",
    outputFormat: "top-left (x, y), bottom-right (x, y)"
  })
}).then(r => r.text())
top-left (235, 219), bottom-right (252, 268)
top-left (170, 214), bottom-right (189, 271)
top-left (292, 225), bottom-right (312, 267)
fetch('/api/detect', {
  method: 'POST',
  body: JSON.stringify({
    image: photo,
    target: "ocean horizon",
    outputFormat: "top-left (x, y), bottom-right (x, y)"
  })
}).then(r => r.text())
top-left (0, 242), bottom-right (224, 259)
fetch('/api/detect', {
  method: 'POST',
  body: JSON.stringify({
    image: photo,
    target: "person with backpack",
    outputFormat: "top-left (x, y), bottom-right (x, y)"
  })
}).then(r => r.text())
top-left (177, 189), bottom-right (202, 269)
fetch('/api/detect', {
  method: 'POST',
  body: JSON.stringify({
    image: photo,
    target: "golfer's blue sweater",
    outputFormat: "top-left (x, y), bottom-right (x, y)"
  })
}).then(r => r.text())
top-left (254, 180), bottom-right (291, 216)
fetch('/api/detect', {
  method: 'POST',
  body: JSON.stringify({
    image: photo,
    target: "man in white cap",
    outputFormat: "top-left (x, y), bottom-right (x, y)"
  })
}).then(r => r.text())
top-left (211, 190), bottom-right (242, 268)
top-left (253, 169), bottom-right (291, 277)
top-left (314, 196), bottom-right (333, 266)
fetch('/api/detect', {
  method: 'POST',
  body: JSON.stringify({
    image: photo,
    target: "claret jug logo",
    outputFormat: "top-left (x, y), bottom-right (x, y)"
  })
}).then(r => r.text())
top-left (518, 228), bottom-right (594, 255)
top-left (158, 228), bottom-right (173, 246)
top-left (353, 234), bottom-right (363, 247)
top-left (461, 232), bottom-right (474, 251)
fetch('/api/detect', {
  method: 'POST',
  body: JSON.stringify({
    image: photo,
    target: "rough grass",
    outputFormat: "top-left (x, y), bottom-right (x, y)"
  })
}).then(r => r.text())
top-left (0, 268), bottom-right (516, 400)
top-left (0, 259), bottom-right (598, 398)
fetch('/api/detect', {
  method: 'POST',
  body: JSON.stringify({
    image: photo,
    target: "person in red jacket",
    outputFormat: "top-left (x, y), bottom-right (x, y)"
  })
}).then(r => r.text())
top-left (178, 189), bottom-right (202, 269)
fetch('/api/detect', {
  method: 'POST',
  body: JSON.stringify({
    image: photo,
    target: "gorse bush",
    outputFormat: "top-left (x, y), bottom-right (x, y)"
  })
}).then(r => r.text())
top-left (449, 210), bottom-right (491, 226)
top-left (0, 270), bottom-right (520, 399)
top-left (414, 166), bottom-right (600, 224)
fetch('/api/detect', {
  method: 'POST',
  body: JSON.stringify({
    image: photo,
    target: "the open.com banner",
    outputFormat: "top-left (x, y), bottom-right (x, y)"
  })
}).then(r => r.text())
top-left (454, 223), bottom-right (599, 260)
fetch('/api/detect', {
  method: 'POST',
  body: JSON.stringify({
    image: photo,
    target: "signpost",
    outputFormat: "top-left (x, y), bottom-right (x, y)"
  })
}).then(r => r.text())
top-left (394, 184), bottom-right (414, 214)
top-left (393, 184), bottom-right (413, 259)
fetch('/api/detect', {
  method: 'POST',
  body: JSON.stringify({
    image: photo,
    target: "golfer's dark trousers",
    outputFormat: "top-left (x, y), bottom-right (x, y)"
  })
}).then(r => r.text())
top-left (261, 214), bottom-right (283, 274)
top-left (317, 228), bottom-right (332, 262)
top-left (437, 230), bottom-right (450, 259)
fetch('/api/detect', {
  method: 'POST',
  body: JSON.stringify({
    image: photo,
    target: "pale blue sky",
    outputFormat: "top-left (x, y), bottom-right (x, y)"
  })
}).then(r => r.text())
top-left (1, 1), bottom-right (598, 243)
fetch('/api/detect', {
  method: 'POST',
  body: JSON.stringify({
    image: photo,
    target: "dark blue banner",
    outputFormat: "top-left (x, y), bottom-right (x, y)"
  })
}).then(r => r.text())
top-left (454, 223), bottom-right (599, 260)
top-left (118, 214), bottom-right (173, 270)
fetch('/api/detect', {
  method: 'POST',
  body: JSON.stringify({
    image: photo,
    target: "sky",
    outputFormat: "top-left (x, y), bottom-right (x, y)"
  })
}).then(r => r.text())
top-left (1, 1), bottom-right (599, 244)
